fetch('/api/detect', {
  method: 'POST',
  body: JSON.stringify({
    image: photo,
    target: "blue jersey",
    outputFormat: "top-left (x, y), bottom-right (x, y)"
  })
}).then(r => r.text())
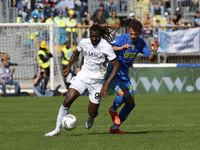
top-left (107, 33), bottom-right (151, 80)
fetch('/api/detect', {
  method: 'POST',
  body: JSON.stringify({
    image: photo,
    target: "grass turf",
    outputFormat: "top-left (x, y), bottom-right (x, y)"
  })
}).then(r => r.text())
top-left (0, 95), bottom-right (199, 150)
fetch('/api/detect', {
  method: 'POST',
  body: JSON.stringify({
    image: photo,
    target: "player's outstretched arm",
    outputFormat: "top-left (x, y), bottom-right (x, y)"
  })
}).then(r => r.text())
top-left (100, 58), bottom-right (120, 98)
top-left (0, 52), bottom-right (10, 60)
top-left (112, 44), bottom-right (132, 51)
top-left (148, 40), bottom-right (160, 61)
top-left (63, 50), bottom-right (80, 76)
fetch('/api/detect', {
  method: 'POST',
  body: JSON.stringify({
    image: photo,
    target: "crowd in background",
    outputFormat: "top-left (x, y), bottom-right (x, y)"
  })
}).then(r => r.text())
top-left (13, 0), bottom-right (200, 26)
top-left (1, 0), bottom-right (200, 96)
top-left (11, 0), bottom-right (200, 55)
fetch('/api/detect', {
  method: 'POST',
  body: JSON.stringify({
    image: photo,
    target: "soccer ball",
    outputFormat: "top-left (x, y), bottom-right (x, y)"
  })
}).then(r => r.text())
top-left (62, 114), bottom-right (78, 130)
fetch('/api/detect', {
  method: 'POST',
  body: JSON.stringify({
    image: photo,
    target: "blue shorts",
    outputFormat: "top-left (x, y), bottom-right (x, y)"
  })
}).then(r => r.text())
top-left (109, 77), bottom-right (134, 95)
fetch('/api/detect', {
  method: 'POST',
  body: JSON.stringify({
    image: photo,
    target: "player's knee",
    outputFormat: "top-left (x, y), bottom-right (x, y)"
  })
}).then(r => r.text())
top-left (63, 95), bottom-right (74, 107)
top-left (125, 95), bottom-right (135, 105)
top-left (63, 89), bottom-right (80, 107)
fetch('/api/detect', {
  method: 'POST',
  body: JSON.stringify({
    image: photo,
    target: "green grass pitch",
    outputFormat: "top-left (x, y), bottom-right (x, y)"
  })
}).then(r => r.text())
top-left (0, 95), bottom-right (199, 150)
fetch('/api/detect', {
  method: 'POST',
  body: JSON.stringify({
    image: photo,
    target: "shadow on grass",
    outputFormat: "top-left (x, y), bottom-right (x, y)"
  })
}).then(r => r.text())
top-left (70, 130), bottom-right (183, 136)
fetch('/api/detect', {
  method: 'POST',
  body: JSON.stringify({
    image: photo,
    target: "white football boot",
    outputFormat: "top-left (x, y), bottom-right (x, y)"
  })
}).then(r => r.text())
top-left (45, 129), bottom-right (60, 136)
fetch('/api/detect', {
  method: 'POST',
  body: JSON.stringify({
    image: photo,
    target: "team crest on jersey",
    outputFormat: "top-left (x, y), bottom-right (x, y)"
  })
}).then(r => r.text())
top-left (110, 40), bottom-right (116, 44)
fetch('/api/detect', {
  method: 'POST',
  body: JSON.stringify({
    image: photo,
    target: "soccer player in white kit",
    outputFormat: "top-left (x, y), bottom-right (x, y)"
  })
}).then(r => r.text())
top-left (45, 24), bottom-right (120, 136)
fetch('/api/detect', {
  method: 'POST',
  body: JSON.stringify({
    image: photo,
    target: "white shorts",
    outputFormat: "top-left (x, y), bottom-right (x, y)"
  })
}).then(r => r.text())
top-left (69, 71), bottom-right (104, 104)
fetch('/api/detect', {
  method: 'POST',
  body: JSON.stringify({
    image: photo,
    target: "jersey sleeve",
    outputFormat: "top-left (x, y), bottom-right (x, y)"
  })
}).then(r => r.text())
top-left (105, 44), bottom-right (116, 61)
top-left (77, 39), bottom-right (83, 52)
top-left (109, 35), bottom-right (123, 47)
top-left (140, 39), bottom-right (152, 58)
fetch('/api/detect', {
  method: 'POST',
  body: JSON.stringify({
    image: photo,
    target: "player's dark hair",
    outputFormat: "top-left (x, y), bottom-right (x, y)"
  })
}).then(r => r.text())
top-left (90, 24), bottom-right (114, 42)
top-left (128, 19), bottom-right (143, 33)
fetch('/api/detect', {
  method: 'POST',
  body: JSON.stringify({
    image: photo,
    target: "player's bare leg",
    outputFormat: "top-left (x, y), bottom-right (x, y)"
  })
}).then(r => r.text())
top-left (85, 101), bottom-right (99, 129)
top-left (45, 88), bottom-right (80, 136)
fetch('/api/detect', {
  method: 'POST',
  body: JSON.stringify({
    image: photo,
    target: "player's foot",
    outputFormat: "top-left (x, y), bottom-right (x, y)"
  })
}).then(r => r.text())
top-left (45, 129), bottom-right (60, 136)
top-left (109, 107), bottom-right (121, 125)
top-left (110, 127), bottom-right (124, 134)
top-left (85, 119), bottom-right (94, 129)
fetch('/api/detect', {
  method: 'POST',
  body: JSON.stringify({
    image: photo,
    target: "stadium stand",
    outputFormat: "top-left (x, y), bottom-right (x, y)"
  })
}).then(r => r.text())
top-left (1, 0), bottom-right (200, 94)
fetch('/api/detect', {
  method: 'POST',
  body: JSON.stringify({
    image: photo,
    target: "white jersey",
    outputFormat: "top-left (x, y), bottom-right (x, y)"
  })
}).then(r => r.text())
top-left (77, 38), bottom-right (116, 79)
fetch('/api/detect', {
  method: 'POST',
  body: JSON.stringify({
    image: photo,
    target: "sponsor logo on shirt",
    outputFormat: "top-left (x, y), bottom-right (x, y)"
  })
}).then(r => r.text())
top-left (124, 52), bottom-right (137, 59)
top-left (84, 51), bottom-right (102, 59)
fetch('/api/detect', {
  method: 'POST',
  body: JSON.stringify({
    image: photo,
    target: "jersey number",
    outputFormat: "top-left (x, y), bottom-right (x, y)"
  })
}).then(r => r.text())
top-left (95, 92), bottom-right (101, 99)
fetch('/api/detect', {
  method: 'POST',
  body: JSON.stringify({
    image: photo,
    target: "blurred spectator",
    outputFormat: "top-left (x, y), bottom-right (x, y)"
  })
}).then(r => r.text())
top-left (54, 10), bottom-right (67, 45)
top-left (162, 0), bottom-right (170, 11)
top-left (24, 14), bottom-right (39, 47)
top-left (108, 11), bottom-right (120, 37)
top-left (172, 13), bottom-right (182, 31)
top-left (82, 12), bottom-right (94, 38)
top-left (33, 68), bottom-right (54, 97)
top-left (63, 0), bottom-right (82, 23)
top-left (0, 58), bottom-right (19, 95)
top-left (165, 17), bottom-right (173, 32)
top-left (106, 0), bottom-right (117, 12)
top-left (31, 4), bottom-right (45, 22)
top-left (55, 0), bottom-right (68, 17)
top-left (125, 12), bottom-right (135, 26)
top-left (80, 0), bottom-right (88, 17)
top-left (141, 11), bottom-right (153, 28)
top-left (43, 2), bottom-right (54, 20)
top-left (43, 12), bottom-right (55, 44)
top-left (149, 0), bottom-right (166, 21)
top-left (38, 41), bottom-right (53, 77)
top-left (93, 11), bottom-right (108, 26)
top-left (13, 0), bottom-right (28, 22)
top-left (45, 12), bottom-right (55, 23)
top-left (182, 22), bottom-right (191, 30)
top-left (45, 0), bottom-right (59, 7)
top-left (83, 12), bottom-right (94, 27)
top-left (190, 0), bottom-right (199, 11)
top-left (141, 11), bottom-right (153, 48)
top-left (108, 11), bottom-right (120, 28)
top-left (154, 19), bottom-right (162, 41)
top-left (65, 9), bottom-right (78, 44)
top-left (28, 14), bottom-right (40, 23)
top-left (61, 41), bottom-right (74, 88)
top-left (92, 3), bottom-right (109, 21)
top-left (120, 0), bottom-right (127, 12)
top-left (194, 10), bottom-right (200, 27)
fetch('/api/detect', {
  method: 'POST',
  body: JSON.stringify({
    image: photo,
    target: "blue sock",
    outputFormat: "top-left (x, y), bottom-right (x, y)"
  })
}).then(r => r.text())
top-left (112, 96), bottom-right (128, 111)
top-left (118, 104), bottom-right (135, 124)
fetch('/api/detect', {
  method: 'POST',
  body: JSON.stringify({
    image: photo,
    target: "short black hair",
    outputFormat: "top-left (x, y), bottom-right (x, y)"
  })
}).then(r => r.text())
top-left (90, 24), bottom-right (101, 32)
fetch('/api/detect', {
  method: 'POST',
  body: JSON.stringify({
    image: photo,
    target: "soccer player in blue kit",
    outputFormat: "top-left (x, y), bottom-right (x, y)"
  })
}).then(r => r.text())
top-left (106, 19), bottom-right (160, 133)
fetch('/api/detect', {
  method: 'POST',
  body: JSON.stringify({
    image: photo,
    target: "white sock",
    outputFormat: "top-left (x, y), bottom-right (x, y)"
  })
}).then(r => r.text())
top-left (55, 105), bottom-right (69, 131)
top-left (111, 124), bottom-right (119, 130)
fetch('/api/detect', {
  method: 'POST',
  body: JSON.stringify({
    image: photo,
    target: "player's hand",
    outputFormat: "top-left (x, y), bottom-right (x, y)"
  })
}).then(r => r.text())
top-left (151, 40), bottom-right (160, 53)
top-left (100, 84), bottom-right (109, 99)
top-left (121, 44), bottom-right (132, 50)
top-left (63, 67), bottom-right (70, 76)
